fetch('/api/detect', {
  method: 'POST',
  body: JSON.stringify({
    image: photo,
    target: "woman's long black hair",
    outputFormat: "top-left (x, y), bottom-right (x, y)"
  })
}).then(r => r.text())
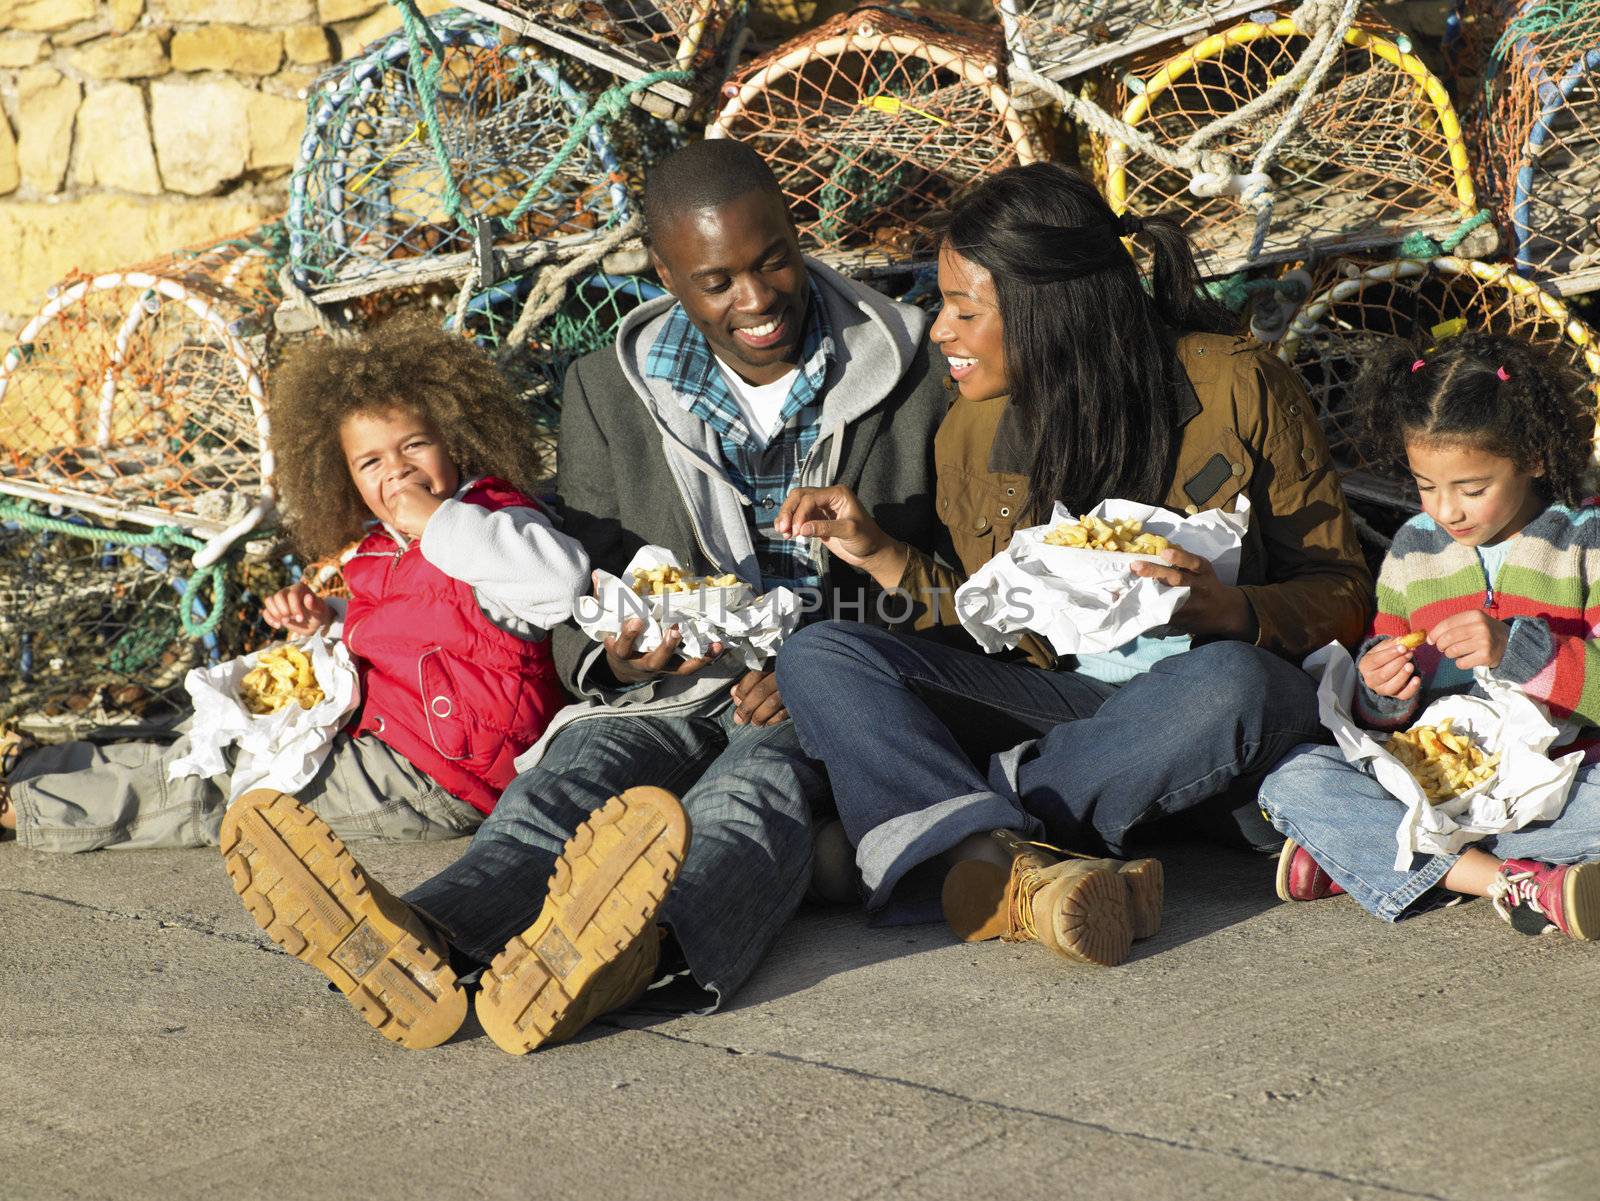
top-left (932, 162), bottom-right (1234, 519)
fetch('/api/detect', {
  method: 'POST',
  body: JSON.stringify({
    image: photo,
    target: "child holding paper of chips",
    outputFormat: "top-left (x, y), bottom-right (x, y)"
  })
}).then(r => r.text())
top-left (1261, 333), bottom-right (1600, 938)
top-left (0, 316), bottom-right (588, 851)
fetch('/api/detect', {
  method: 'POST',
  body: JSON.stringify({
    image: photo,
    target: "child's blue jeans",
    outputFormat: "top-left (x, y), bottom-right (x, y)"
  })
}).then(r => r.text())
top-left (1261, 744), bottom-right (1600, 921)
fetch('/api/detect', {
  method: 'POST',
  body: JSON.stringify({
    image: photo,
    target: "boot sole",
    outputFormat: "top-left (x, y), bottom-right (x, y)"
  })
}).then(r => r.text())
top-left (220, 789), bottom-right (466, 1051)
top-left (1274, 838), bottom-right (1298, 904)
top-left (1049, 866), bottom-right (1134, 967)
top-left (943, 858), bottom-right (1162, 942)
top-left (1565, 860), bottom-right (1600, 940)
top-left (475, 786), bottom-right (690, 1056)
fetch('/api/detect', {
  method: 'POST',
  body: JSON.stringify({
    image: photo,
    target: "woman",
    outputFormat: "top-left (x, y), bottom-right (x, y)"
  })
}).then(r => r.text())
top-left (774, 163), bottom-right (1371, 967)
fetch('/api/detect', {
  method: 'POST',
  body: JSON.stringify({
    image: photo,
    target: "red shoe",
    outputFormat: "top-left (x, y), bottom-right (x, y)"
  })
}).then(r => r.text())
top-left (1489, 859), bottom-right (1600, 939)
top-left (1274, 839), bottom-right (1345, 903)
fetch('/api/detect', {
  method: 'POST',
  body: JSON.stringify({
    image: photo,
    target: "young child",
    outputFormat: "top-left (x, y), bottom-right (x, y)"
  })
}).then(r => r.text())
top-left (1260, 332), bottom-right (1600, 938)
top-left (0, 316), bottom-right (588, 850)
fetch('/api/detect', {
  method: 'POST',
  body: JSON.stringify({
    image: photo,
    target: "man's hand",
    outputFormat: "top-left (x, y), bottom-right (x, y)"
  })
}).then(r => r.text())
top-left (1130, 546), bottom-right (1255, 641)
top-left (603, 618), bottom-right (724, 685)
top-left (730, 669), bottom-right (787, 726)
top-left (1429, 610), bottom-right (1511, 671)
top-left (776, 484), bottom-right (908, 588)
top-left (1359, 637), bottom-right (1422, 701)
top-left (262, 581), bottom-right (334, 636)
top-left (386, 478), bottom-right (444, 539)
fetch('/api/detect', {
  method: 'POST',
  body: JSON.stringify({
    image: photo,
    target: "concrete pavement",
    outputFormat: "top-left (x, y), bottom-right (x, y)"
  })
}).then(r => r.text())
top-left (5, 839), bottom-right (1599, 1200)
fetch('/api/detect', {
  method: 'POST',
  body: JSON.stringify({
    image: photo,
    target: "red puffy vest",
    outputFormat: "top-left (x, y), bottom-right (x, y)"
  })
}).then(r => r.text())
top-left (341, 478), bottom-right (566, 813)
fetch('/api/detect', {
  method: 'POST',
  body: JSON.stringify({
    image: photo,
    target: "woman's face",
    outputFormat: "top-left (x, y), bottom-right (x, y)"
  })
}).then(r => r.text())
top-left (930, 244), bottom-right (1008, 401)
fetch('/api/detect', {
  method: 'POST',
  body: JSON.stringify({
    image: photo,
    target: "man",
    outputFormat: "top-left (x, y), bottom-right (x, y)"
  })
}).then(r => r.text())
top-left (223, 140), bottom-right (949, 1051)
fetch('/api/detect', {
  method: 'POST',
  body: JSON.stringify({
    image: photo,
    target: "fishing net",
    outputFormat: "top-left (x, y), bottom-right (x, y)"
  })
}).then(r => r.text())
top-left (0, 505), bottom-right (294, 739)
top-left (708, 6), bottom-right (1042, 266)
top-left (288, 9), bottom-right (633, 303)
top-left (455, 0), bottom-right (746, 118)
top-left (1470, 0), bottom-right (1600, 295)
top-left (0, 223), bottom-right (284, 539)
top-left (1096, 12), bottom-right (1479, 276)
top-left (995, 0), bottom-right (1262, 83)
top-left (1277, 254), bottom-right (1600, 511)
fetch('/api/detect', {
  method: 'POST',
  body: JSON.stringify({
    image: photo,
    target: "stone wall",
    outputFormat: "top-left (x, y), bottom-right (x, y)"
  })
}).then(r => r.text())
top-left (0, 0), bottom-right (447, 333)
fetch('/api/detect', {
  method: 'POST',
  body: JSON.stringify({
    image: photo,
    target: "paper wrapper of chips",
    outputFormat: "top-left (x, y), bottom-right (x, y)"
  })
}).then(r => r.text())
top-left (575, 546), bottom-right (801, 671)
top-left (1302, 642), bottom-right (1585, 869)
top-left (169, 635), bottom-right (360, 802)
top-left (953, 498), bottom-right (1250, 657)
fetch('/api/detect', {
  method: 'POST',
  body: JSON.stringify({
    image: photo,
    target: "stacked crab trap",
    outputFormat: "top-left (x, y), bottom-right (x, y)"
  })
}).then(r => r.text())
top-left (0, 225), bottom-right (297, 734)
top-left (1469, 0), bottom-right (1600, 297)
top-left (1276, 255), bottom-right (1600, 512)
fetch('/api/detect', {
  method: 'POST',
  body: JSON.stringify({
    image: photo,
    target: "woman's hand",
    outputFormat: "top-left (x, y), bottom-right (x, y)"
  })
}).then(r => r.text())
top-left (603, 618), bottom-right (723, 686)
top-left (1429, 610), bottom-right (1510, 671)
top-left (262, 582), bottom-right (334, 636)
top-left (1359, 637), bottom-right (1422, 701)
top-left (777, 485), bottom-right (908, 589)
top-left (1130, 547), bottom-right (1256, 641)
top-left (731, 670), bottom-right (788, 726)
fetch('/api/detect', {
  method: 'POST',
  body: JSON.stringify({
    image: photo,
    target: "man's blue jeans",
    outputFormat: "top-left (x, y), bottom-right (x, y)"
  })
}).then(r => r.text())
top-left (1261, 744), bottom-right (1600, 921)
top-left (776, 621), bottom-right (1322, 908)
top-left (403, 706), bottom-right (823, 1009)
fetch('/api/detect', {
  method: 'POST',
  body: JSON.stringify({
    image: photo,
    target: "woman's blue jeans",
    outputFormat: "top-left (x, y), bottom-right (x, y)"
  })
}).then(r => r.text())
top-left (1261, 744), bottom-right (1600, 921)
top-left (776, 621), bottom-right (1323, 908)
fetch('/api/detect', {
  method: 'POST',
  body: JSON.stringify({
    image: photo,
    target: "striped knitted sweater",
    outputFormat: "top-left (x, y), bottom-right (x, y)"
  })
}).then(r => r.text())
top-left (1355, 502), bottom-right (1600, 738)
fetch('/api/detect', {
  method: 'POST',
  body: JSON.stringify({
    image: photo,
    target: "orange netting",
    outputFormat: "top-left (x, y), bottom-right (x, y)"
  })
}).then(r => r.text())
top-left (0, 223), bottom-right (284, 534)
top-left (1469, 0), bottom-right (1600, 295)
top-left (708, 5), bottom-right (1041, 263)
top-left (1278, 254), bottom-right (1600, 511)
top-left (996, 0), bottom-right (1262, 81)
top-left (1096, 11), bottom-right (1477, 275)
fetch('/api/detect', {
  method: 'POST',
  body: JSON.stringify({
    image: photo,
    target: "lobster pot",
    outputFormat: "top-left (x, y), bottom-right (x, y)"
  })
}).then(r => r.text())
top-left (1099, 13), bottom-right (1478, 276)
top-left (0, 225), bottom-right (282, 538)
top-left (1278, 256), bottom-right (1600, 511)
top-left (0, 511), bottom-right (293, 737)
top-left (994, 0), bottom-right (1261, 83)
top-left (1470, 0), bottom-right (1600, 296)
top-left (708, 7), bottom-right (1042, 266)
top-left (452, 0), bottom-right (746, 120)
top-left (289, 11), bottom-right (631, 303)
top-left (451, 269), bottom-right (667, 437)
top-left (849, 261), bottom-right (940, 313)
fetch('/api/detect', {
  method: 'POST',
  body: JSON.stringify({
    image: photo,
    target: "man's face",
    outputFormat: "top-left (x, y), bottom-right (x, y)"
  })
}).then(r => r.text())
top-left (650, 189), bottom-right (811, 387)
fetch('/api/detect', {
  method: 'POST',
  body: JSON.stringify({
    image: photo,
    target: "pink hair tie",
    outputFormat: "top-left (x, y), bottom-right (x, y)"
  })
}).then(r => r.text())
top-left (1497, 366), bottom-right (1512, 381)
top-left (1411, 358), bottom-right (1426, 372)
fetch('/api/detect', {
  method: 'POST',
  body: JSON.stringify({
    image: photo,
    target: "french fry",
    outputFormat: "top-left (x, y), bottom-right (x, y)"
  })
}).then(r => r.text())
top-left (1042, 516), bottom-right (1170, 555)
top-left (1386, 717), bottom-right (1499, 803)
top-left (630, 565), bottom-right (741, 597)
top-left (239, 644), bottom-right (325, 715)
top-left (1398, 630), bottom-right (1427, 649)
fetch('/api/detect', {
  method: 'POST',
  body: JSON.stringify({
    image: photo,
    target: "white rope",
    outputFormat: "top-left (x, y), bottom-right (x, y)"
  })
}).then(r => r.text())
top-left (499, 215), bottom-right (645, 355)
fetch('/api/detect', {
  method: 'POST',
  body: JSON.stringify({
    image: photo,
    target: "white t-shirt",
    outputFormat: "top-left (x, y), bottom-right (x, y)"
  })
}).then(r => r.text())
top-left (715, 360), bottom-right (799, 450)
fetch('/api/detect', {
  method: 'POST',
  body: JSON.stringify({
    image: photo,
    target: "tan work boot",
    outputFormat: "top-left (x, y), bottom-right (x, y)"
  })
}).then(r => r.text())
top-left (943, 830), bottom-right (1161, 952)
top-left (475, 786), bottom-right (691, 1055)
top-left (220, 789), bottom-right (467, 1050)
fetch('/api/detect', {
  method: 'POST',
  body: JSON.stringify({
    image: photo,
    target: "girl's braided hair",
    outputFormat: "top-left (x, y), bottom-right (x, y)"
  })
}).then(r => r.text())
top-left (1355, 331), bottom-right (1594, 506)
top-left (269, 314), bottom-right (548, 560)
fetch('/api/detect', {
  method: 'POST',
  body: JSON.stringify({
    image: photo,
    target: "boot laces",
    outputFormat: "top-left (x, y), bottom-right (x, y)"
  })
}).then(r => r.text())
top-left (1488, 868), bottom-right (1553, 930)
top-left (1006, 857), bottom-right (1046, 943)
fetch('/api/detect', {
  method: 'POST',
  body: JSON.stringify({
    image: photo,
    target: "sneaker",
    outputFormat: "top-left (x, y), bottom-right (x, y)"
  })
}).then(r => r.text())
top-left (1488, 858), bottom-right (1600, 939)
top-left (475, 786), bottom-right (691, 1055)
top-left (220, 789), bottom-right (468, 1050)
top-left (1274, 839), bottom-right (1345, 903)
top-left (941, 830), bottom-right (1136, 966)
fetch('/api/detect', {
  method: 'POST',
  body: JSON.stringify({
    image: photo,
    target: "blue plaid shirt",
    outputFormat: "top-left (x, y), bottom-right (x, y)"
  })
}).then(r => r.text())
top-left (645, 283), bottom-right (834, 592)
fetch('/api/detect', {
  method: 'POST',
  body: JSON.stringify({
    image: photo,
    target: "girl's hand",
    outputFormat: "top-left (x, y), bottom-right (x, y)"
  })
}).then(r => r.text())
top-left (1130, 547), bottom-right (1256, 641)
top-left (385, 478), bottom-right (444, 539)
top-left (1429, 610), bottom-right (1511, 670)
top-left (263, 582), bottom-right (333, 636)
top-left (776, 485), bottom-right (908, 588)
top-left (1359, 636), bottom-right (1422, 701)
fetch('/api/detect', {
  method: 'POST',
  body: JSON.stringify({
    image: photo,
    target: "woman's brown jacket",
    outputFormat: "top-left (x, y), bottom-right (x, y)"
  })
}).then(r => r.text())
top-left (895, 332), bottom-right (1374, 664)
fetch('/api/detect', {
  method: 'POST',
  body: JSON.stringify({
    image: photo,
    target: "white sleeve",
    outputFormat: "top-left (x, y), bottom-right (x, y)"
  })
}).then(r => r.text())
top-left (419, 499), bottom-right (590, 637)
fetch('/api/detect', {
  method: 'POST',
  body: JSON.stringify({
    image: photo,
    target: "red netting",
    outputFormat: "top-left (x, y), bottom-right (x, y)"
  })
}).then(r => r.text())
top-left (709, 6), bottom-right (1041, 264)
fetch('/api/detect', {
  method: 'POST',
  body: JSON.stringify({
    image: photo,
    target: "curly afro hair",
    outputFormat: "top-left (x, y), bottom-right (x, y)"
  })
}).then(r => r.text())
top-left (269, 314), bottom-right (547, 560)
top-left (1354, 331), bottom-right (1595, 506)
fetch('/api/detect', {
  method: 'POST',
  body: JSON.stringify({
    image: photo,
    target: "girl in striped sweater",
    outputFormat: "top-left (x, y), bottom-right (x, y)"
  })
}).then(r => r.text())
top-left (1260, 332), bottom-right (1600, 938)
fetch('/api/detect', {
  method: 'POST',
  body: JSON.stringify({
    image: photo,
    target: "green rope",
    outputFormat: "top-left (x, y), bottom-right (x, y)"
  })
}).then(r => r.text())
top-left (1397, 209), bottom-right (1495, 259)
top-left (1202, 271), bottom-right (1305, 313)
top-left (0, 500), bottom-right (228, 640)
